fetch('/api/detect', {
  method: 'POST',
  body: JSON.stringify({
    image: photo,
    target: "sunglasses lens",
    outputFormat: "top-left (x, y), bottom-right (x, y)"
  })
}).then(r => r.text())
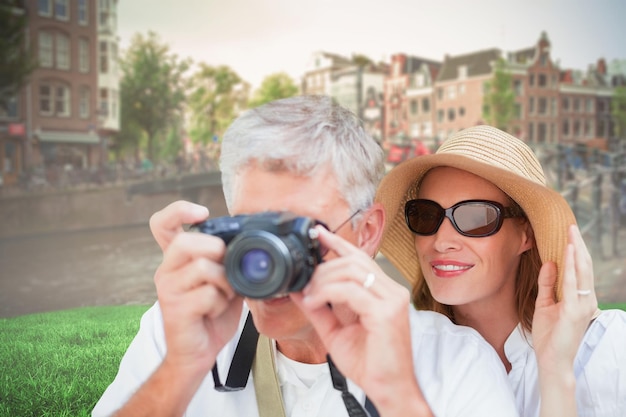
top-left (406, 200), bottom-right (442, 235)
top-left (453, 203), bottom-right (500, 236)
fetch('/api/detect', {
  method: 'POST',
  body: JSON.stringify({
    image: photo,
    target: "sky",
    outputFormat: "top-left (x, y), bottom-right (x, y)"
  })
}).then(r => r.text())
top-left (117, 0), bottom-right (626, 90)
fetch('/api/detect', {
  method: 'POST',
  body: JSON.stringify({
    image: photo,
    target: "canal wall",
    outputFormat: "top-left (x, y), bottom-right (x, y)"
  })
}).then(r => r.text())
top-left (0, 181), bottom-right (229, 240)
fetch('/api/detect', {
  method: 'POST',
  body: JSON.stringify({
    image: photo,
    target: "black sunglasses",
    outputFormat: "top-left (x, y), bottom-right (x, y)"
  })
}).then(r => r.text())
top-left (405, 199), bottom-right (525, 238)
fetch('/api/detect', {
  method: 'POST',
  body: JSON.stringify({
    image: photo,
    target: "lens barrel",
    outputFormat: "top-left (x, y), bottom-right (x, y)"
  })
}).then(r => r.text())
top-left (225, 230), bottom-right (308, 298)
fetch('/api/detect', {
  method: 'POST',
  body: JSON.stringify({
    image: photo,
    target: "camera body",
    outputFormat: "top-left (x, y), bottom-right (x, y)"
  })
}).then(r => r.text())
top-left (192, 211), bottom-right (324, 299)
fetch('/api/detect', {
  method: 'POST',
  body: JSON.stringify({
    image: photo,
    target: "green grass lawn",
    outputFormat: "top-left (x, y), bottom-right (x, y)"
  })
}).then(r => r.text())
top-left (0, 305), bottom-right (150, 417)
top-left (0, 303), bottom-right (625, 416)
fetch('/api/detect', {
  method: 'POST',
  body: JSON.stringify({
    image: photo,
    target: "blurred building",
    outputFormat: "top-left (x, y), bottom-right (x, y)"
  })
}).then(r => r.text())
top-left (0, 0), bottom-right (120, 187)
top-left (384, 53), bottom-right (441, 153)
top-left (331, 62), bottom-right (388, 144)
top-left (434, 49), bottom-right (500, 141)
top-left (301, 51), bottom-right (352, 96)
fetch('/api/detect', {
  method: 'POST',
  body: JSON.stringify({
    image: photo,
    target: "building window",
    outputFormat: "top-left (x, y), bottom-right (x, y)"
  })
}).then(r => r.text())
top-left (597, 99), bottom-right (606, 113)
top-left (415, 74), bottom-right (424, 87)
top-left (55, 0), bottom-right (69, 21)
top-left (528, 122), bottom-right (534, 141)
top-left (529, 97), bottom-right (535, 114)
top-left (551, 98), bottom-right (557, 117)
top-left (573, 98), bottom-right (580, 112)
top-left (56, 33), bottom-right (70, 70)
top-left (586, 98), bottom-right (594, 113)
top-left (38, 0), bottom-right (52, 16)
top-left (0, 95), bottom-right (19, 119)
top-left (447, 85), bottom-right (456, 99)
top-left (78, 0), bottom-right (88, 25)
top-left (562, 119), bottom-right (570, 136)
top-left (585, 120), bottom-right (593, 138)
top-left (99, 88), bottom-right (109, 117)
top-left (459, 107), bottom-right (465, 117)
top-left (514, 79), bottom-right (523, 96)
top-left (111, 89), bottom-right (119, 120)
top-left (529, 74), bottom-right (535, 86)
top-left (538, 123), bottom-right (547, 143)
top-left (437, 88), bottom-right (443, 101)
top-left (562, 97), bottom-right (570, 112)
top-left (79, 87), bottom-right (90, 119)
top-left (598, 119), bottom-right (606, 137)
top-left (538, 74), bottom-right (547, 87)
top-left (422, 98), bottom-right (430, 113)
top-left (99, 41), bottom-right (108, 73)
top-left (39, 82), bottom-right (70, 117)
top-left (538, 98), bottom-right (547, 115)
top-left (448, 108), bottom-right (455, 121)
top-left (514, 103), bottom-right (522, 119)
top-left (437, 109), bottom-right (444, 123)
top-left (458, 83), bottom-right (466, 95)
top-left (573, 120), bottom-right (581, 137)
top-left (55, 85), bottom-right (70, 116)
top-left (410, 100), bottom-right (418, 115)
top-left (79, 38), bottom-right (89, 73)
top-left (540, 54), bottom-right (547, 66)
top-left (38, 31), bottom-right (53, 68)
top-left (458, 65), bottom-right (467, 79)
top-left (99, 0), bottom-right (110, 26)
top-left (39, 85), bottom-right (52, 115)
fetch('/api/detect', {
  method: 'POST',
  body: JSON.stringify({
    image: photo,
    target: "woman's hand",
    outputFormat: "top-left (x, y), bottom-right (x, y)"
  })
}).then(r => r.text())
top-left (533, 224), bottom-right (598, 416)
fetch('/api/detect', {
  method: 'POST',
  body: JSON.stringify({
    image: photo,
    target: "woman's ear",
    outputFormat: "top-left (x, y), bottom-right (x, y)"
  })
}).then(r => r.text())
top-left (357, 202), bottom-right (385, 257)
top-left (518, 219), bottom-right (535, 255)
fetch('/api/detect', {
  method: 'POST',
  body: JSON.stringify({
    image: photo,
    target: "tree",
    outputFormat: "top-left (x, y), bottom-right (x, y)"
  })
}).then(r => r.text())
top-left (248, 72), bottom-right (298, 108)
top-left (188, 64), bottom-right (243, 144)
top-left (351, 53), bottom-right (373, 68)
top-left (0, 1), bottom-right (36, 112)
top-left (482, 57), bottom-right (516, 132)
top-left (611, 86), bottom-right (626, 140)
top-left (117, 32), bottom-right (189, 162)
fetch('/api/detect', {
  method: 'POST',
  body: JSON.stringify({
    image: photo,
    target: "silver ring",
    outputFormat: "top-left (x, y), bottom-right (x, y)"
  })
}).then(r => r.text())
top-left (577, 289), bottom-right (592, 296)
top-left (363, 272), bottom-right (376, 289)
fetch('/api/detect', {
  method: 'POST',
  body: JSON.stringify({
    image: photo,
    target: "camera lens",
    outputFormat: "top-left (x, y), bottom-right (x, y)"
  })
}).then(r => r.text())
top-left (239, 249), bottom-right (273, 283)
top-left (225, 230), bottom-right (296, 299)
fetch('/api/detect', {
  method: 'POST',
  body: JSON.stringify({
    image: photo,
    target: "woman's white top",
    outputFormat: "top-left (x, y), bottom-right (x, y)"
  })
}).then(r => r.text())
top-left (505, 309), bottom-right (626, 417)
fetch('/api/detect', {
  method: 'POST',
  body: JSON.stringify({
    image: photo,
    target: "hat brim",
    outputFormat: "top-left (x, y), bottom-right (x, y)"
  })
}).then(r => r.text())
top-left (376, 153), bottom-right (577, 301)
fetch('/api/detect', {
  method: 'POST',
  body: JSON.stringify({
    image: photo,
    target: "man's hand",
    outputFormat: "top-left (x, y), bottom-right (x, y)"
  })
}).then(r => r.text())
top-left (292, 226), bottom-right (433, 417)
top-left (113, 201), bottom-right (244, 417)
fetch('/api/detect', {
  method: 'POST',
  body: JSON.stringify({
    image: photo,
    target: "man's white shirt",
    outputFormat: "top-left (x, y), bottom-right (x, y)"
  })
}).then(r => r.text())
top-left (92, 303), bottom-right (519, 417)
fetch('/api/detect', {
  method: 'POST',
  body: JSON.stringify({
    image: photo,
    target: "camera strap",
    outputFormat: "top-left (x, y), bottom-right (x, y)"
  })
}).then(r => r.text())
top-left (211, 312), bottom-right (259, 392)
top-left (212, 311), bottom-right (379, 417)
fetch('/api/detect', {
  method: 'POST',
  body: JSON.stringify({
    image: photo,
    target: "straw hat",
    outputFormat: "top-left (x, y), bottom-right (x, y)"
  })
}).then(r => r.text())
top-left (376, 125), bottom-right (577, 301)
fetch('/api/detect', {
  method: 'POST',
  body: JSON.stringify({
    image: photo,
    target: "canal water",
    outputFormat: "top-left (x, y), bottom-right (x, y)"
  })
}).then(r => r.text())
top-left (1, 222), bottom-right (624, 318)
top-left (0, 225), bottom-right (161, 318)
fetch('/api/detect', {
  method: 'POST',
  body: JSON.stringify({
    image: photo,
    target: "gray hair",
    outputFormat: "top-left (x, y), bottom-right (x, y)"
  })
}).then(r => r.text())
top-left (220, 95), bottom-right (385, 214)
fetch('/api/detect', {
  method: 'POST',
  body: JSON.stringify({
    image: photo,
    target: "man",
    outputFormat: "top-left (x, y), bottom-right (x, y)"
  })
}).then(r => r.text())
top-left (93, 96), bottom-right (518, 417)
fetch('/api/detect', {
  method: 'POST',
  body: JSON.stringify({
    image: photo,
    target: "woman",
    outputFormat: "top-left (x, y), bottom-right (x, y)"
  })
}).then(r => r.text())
top-left (376, 125), bottom-right (626, 417)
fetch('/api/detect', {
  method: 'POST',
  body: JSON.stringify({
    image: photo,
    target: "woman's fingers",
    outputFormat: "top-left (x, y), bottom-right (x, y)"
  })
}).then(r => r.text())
top-left (536, 260), bottom-right (558, 308)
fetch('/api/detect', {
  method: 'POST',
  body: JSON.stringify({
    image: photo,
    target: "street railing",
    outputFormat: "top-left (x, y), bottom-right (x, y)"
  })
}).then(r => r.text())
top-left (539, 143), bottom-right (626, 259)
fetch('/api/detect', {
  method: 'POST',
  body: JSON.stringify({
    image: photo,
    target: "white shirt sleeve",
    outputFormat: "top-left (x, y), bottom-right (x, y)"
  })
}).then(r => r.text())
top-left (574, 309), bottom-right (626, 417)
top-left (91, 302), bottom-right (168, 417)
top-left (92, 303), bottom-right (249, 417)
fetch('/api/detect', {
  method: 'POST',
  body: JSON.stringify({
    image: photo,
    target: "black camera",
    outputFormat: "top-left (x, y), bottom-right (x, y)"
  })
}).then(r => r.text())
top-left (191, 211), bottom-right (324, 299)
